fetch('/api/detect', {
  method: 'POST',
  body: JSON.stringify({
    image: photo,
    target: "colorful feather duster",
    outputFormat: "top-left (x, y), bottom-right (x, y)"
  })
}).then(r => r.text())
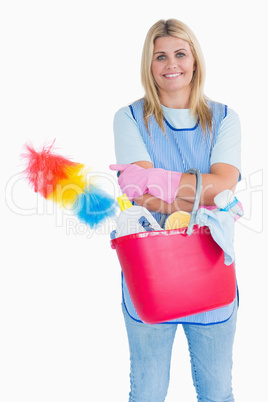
top-left (22, 141), bottom-right (117, 228)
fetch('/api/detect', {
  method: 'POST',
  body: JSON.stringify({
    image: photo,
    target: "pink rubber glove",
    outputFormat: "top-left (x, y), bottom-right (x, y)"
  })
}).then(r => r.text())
top-left (109, 164), bottom-right (182, 203)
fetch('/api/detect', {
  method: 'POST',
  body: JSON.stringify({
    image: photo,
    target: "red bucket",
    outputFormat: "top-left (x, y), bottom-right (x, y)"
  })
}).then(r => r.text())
top-left (111, 225), bottom-right (236, 324)
top-left (111, 168), bottom-right (236, 324)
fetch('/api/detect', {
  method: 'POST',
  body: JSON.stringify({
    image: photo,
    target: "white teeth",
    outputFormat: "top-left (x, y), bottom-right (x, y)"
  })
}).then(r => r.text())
top-left (164, 73), bottom-right (182, 78)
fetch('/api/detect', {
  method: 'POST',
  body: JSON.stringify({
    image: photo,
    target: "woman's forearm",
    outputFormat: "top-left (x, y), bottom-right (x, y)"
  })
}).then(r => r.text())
top-left (125, 161), bottom-right (240, 209)
top-left (177, 164), bottom-right (240, 206)
top-left (134, 194), bottom-right (194, 214)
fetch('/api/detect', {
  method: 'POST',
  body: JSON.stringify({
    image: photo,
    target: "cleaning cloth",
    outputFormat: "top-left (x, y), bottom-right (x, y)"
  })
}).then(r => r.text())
top-left (195, 208), bottom-right (236, 265)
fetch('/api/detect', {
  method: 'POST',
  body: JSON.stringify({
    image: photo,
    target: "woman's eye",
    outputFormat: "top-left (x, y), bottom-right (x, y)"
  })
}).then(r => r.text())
top-left (155, 52), bottom-right (185, 61)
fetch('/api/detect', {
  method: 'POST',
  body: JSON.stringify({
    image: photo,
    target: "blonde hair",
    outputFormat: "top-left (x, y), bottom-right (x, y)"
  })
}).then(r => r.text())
top-left (141, 19), bottom-right (212, 134)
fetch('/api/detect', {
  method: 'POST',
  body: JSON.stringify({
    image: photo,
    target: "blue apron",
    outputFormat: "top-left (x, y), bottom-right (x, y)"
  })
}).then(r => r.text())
top-left (122, 98), bottom-right (237, 325)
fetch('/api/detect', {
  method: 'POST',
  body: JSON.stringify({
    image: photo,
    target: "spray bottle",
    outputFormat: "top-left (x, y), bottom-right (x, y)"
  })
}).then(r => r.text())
top-left (115, 194), bottom-right (162, 238)
top-left (214, 190), bottom-right (244, 219)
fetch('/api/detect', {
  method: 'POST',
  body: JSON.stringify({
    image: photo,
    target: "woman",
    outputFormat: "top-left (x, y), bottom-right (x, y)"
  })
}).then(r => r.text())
top-left (111, 19), bottom-right (241, 401)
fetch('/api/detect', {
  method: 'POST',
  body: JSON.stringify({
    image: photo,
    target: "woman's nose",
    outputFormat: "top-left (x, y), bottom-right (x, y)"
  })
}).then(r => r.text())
top-left (166, 58), bottom-right (178, 69)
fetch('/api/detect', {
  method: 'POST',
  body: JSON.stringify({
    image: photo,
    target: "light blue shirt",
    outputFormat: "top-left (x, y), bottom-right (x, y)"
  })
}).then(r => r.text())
top-left (113, 104), bottom-right (241, 173)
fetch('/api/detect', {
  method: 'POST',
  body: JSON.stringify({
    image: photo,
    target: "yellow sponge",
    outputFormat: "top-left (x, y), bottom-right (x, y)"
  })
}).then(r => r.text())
top-left (165, 211), bottom-right (191, 230)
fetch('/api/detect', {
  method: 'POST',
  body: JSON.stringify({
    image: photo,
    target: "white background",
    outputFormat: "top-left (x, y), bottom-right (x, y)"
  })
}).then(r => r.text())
top-left (1, 0), bottom-right (267, 401)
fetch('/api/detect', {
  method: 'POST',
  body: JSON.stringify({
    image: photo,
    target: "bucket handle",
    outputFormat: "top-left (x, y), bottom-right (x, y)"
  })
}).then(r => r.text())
top-left (185, 168), bottom-right (202, 236)
top-left (159, 168), bottom-right (202, 235)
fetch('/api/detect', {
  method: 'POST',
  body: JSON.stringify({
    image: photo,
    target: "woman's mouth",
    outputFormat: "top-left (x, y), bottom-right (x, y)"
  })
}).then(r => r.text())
top-left (163, 73), bottom-right (182, 78)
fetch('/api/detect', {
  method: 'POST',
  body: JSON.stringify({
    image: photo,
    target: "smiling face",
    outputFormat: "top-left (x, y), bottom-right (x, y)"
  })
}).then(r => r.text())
top-left (151, 36), bottom-right (196, 108)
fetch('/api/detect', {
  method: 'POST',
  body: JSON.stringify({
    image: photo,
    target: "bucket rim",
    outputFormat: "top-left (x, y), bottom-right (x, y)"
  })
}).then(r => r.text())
top-left (110, 225), bottom-right (205, 248)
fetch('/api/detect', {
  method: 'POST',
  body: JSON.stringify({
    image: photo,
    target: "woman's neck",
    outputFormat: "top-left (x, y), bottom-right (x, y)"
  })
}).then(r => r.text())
top-left (159, 89), bottom-right (191, 109)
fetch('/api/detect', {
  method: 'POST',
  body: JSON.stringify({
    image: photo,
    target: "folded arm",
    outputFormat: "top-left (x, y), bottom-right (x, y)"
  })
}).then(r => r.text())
top-left (131, 161), bottom-right (240, 214)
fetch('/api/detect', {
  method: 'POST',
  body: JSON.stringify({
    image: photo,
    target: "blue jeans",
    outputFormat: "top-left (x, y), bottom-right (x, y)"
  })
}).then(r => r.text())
top-left (122, 301), bottom-right (237, 401)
